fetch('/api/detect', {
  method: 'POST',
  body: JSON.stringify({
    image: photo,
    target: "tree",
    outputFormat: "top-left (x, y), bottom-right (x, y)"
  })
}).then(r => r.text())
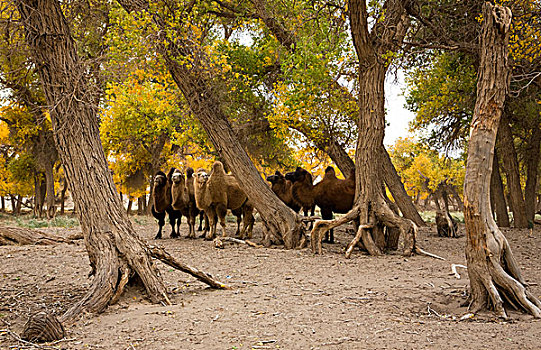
top-left (14, 0), bottom-right (226, 333)
top-left (463, 2), bottom-right (540, 318)
top-left (116, 0), bottom-right (308, 248)
top-left (311, 0), bottom-right (435, 257)
top-left (211, 0), bottom-right (425, 227)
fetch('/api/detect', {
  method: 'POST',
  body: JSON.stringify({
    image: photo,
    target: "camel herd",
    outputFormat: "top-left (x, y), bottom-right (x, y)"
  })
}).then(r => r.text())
top-left (151, 161), bottom-right (355, 243)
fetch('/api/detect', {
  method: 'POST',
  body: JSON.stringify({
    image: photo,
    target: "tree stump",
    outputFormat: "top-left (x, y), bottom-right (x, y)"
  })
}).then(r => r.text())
top-left (20, 312), bottom-right (65, 342)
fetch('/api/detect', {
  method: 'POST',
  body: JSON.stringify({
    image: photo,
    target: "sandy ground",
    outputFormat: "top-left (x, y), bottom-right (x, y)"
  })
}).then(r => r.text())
top-left (1, 216), bottom-right (540, 349)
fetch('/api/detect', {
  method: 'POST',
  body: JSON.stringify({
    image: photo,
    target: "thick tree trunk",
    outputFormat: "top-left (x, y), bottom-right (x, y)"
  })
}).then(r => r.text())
top-left (118, 0), bottom-right (304, 248)
top-left (311, 0), bottom-right (429, 258)
top-left (1, 196), bottom-right (5, 212)
top-left (464, 3), bottom-right (540, 319)
top-left (498, 114), bottom-right (528, 228)
top-left (17, 0), bottom-right (169, 323)
top-left (524, 125), bottom-right (540, 223)
top-left (250, 0), bottom-right (424, 228)
top-left (490, 151), bottom-right (510, 227)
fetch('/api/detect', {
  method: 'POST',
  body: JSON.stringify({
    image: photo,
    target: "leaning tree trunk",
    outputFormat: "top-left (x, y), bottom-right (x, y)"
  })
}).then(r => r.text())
top-left (17, 0), bottom-right (169, 322)
top-left (490, 151), bottom-right (510, 227)
top-left (380, 146), bottom-right (425, 226)
top-left (118, 0), bottom-right (305, 248)
top-left (463, 3), bottom-right (540, 319)
top-left (498, 114), bottom-right (529, 228)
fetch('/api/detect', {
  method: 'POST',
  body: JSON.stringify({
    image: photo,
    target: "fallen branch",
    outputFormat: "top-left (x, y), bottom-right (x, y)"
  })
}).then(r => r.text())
top-left (414, 247), bottom-right (446, 261)
top-left (214, 237), bottom-right (263, 249)
top-left (148, 246), bottom-right (230, 289)
top-left (451, 264), bottom-right (468, 279)
top-left (0, 226), bottom-right (72, 246)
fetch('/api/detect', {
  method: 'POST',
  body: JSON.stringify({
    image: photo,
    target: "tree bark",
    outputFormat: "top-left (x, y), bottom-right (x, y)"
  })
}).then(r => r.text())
top-left (524, 124), bottom-right (540, 223)
top-left (312, 0), bottom-right (424, 257)
top-left (17, 0), bottom-right (169, 323)
top-left (43, 160), bottom-right (56, 219)
top-left (117, 0), bottom-right (305, 248)
top-left (490, 151), bottom-right (510, 227)
top-left (463, 3), bottom-right (540, 319)
top-left (247, 0), bottom-right (424, 227)
top-left (498, 114), bottom-right (528, 228)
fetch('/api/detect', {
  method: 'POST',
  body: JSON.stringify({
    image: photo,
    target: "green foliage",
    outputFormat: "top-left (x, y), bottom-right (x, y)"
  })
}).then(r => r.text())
top-left (405, 52), bottom-right (476, 151)
top-left (13, 215), bottom-right (79, 229)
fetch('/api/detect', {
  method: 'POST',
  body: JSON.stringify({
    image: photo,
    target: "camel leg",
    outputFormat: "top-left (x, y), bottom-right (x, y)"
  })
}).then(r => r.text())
top-left (205, 208), bottom-right (217, 240)
top-left (152, 206), bottom-right (166, 239)
top-left (321, 208), bottom-right (334, 243)
top-left (216, 204), bottom-right (228, 238)
top-left (169, 210), bottom-right (180, 238)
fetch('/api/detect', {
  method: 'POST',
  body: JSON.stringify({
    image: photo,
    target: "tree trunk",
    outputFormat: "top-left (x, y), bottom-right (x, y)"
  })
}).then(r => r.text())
top-left (498, 114), bottom-right (528, 228)
top-left (9, 194), bottom-right (16, 215)
top-left (34, 172), bottom-right (46, 218)
top-left (15, 195), bottom-right (22, 215)
top-left (117, 0), bottom-right (305, 248)
top-left (126, 198), bottom-right (133, 216)
top-left (59, 176), bottom-right (68, 215)
top-left (17, 0), bottom-right (169, 323)
top-left (137, 196), bottom-right (145, 215)
top-left (524, 124), bottom-right (540, 223)
top-left (380, 147), bottom-right (425, 226)
top-left (1, 196), bottom-right (5, 212)
top-left (463, 3), bottom-right (540, 319)
top-left (490, 151), bottom-right (510, 227)
top-left (311, 0), bottom-right (437, 258)
top-left (250, 0), bottom-right (424, 228)
top-left (44, 161), bottom-right (56, 219)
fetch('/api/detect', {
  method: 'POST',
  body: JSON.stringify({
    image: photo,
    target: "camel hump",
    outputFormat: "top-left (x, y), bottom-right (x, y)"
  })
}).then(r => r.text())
top-left (186, 167), bottom-right (195, 178)
top-left (211, 161), bottom-right (225, 175)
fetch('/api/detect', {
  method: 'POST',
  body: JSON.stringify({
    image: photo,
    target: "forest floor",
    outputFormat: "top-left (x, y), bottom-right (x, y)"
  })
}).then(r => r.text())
top-left (1, 214), bottom-right (540, 350)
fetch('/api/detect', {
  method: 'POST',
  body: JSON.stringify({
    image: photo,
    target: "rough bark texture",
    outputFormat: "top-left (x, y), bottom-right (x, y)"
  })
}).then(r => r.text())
top-left (464, 3), bottom-right (540, 319)
top-left (117, 0), bottom-right (304, 248)
top-left (498, 114), bottom-right (528, 228)
top-left (0, 226), bottom-right (72, 245)
top-left (17, 0), bottom-right (169, 324)
top-left (311, 0), bottom-right (427, 258)
top-left (380, 147), bottom-right (425, 226)
top-left (248, 0), bottom-right (424, 228)
top-left (524, 125), bottom-right (541, 222)
top-left (490, 151), bottom-right (510, 227)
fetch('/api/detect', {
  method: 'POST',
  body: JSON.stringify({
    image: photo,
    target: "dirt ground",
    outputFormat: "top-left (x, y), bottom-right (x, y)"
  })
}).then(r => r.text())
top-left (1, 216), bottom-right (540, 350)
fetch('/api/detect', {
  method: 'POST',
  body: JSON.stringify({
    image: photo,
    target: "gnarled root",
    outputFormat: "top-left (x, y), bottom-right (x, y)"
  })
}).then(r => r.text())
top-left (311, 207), bottom-right (360, 254)
top-left (467, 223), bottom-right (540, 319)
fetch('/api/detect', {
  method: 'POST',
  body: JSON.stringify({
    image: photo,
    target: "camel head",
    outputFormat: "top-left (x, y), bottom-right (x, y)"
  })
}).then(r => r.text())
top-left (154, 171), bottom-right (167, 188)
top-left (171, 169), bottom-right (185, 184)
top-left (285, 167), bottom-right (312, 184)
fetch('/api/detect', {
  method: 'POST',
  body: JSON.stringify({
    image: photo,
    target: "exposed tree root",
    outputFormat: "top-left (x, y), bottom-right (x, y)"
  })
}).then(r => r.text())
top-left (345, 224), bottom-right (375, 258)
top-left (0, 226), bottom-right (73, 245)
top-left (310, 202), bottom-right (441, 259)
